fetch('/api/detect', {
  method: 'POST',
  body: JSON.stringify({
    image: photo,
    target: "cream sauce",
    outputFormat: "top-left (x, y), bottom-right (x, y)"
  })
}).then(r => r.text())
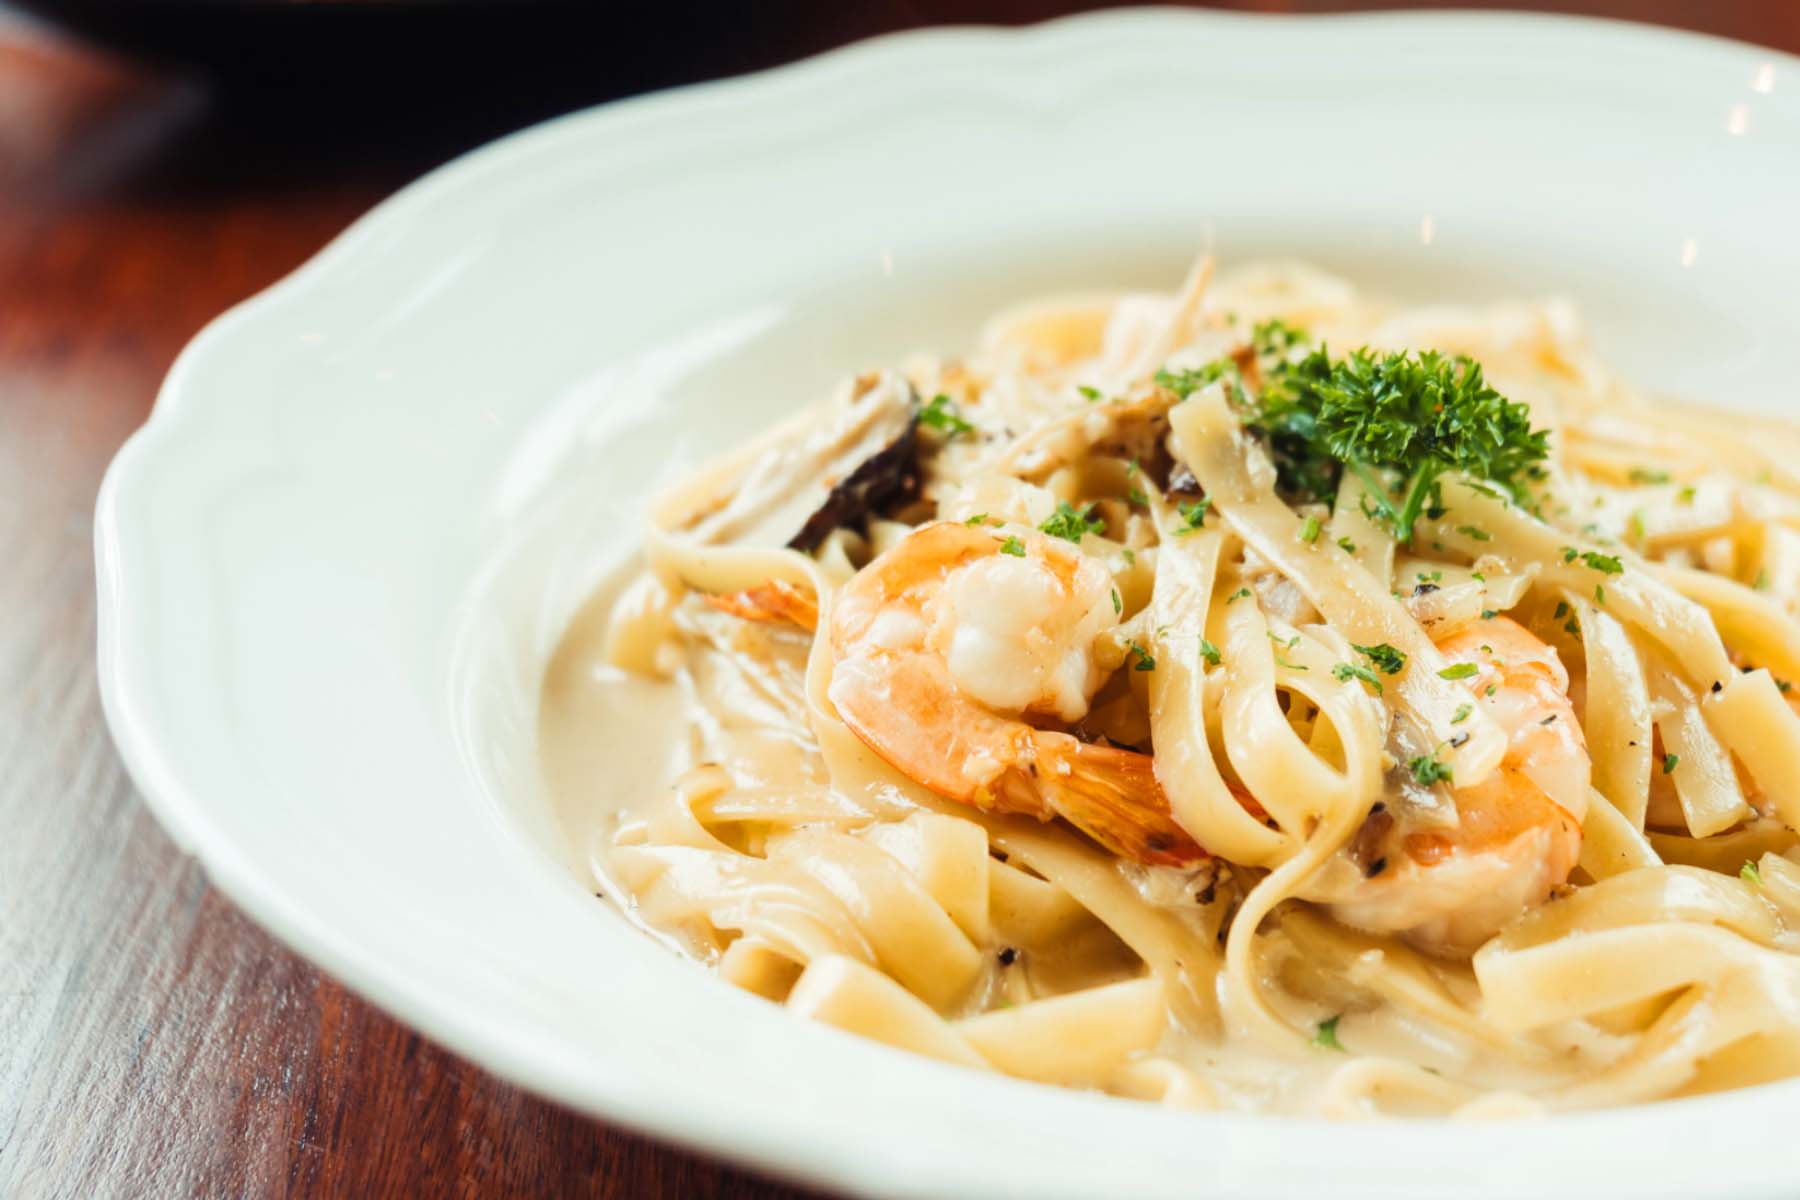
top-left (538, 566), bottom-right (1595, 1116)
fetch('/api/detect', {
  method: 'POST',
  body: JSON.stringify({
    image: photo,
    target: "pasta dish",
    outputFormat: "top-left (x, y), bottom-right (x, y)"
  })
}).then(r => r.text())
top-left (541, 257), bottom-right (1800, 1117)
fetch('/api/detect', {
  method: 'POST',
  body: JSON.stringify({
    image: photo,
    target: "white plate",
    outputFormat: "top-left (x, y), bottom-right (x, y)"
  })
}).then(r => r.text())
top-left (96, 10), bottom-right (1800, 1198)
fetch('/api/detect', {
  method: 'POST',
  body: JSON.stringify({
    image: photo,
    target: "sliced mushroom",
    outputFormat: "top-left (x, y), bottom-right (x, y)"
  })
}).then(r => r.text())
top-left (685, 370), bottom-right (920, 551)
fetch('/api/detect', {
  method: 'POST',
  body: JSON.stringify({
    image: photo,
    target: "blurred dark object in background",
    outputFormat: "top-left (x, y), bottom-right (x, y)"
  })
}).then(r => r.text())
top-left (2, 1), bottom-right (1114, 168)
top-left (7, 1), bottom-right (845, 163)
top-left (10, 0), bottom-right (1799, 185)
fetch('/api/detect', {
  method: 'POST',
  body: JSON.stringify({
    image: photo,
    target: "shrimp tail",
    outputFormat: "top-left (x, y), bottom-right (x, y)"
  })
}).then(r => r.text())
top-left (706, 580), bottom-right (819, 630)
top-left (1030, 733), bottom-right (1210, 867)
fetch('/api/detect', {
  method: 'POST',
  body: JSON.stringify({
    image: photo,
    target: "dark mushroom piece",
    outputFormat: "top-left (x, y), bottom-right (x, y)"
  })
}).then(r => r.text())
top-left (683, 370), bottom-right (920, 551)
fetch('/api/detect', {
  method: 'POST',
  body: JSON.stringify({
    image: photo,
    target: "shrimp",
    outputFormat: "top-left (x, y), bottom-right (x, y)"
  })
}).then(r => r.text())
top-left (1311, 617), bottom-right (1589, 955)
top-left (706, 579), bottom-right (819, 630)
top-left (826, 520), bottom-right (1206, 867)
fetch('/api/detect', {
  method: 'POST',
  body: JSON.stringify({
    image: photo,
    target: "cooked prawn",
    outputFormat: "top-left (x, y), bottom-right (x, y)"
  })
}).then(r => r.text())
top-left (826, 520), bottom-right (1206, 866)
top-left (706, 579), bottom-right (820, 630)
top-left (1314, 616), bottom-right (1589, 955)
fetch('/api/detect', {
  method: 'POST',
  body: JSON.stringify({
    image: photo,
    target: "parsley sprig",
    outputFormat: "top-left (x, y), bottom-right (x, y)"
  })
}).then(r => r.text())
top-left (1249, 347), bottom-right (1549, 544)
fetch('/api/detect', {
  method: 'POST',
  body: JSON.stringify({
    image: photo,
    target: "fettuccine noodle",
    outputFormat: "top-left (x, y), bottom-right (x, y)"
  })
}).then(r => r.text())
top-left (540, 257), bottom-right (1800, 1116)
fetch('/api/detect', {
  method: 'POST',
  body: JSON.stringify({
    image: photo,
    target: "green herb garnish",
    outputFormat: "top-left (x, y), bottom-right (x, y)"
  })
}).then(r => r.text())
top-left (1039, 500), bottom-right (1106, 544)
top-left (1253, 318), bottom-right (1309, 357)
top-left (1311, 1014), bottom-right (1346, 1052)
top-left (1155, 358), bottom-right (1238, 399)
top-left (1332, 661), bottom-right (1383, 695)
top-left (1409, 753), bottom-right (1454, 786)
top-left (1742, 861), bottom-right (1764, 885)
top-left (1451, 702), bottom-right (1473, 724)
top-left (1577, 550), bottom-right (1624, 575)
top-left (1128, 641), bottom-right (1156, 672)
top-left (1438, 663), bottom-right (1479, 681)
top-left (999, 535), bottom-right (1025, 557)
top-left (1077, 385), bottom-right (1104, 403)
top-left (1199, 638), bottom-right (1222, 667)
top-left (1351, 642), bottom-right (1408, 675)
top-left (1628, 467), bottom-right (1671, 484)
top-left (1173, 497), bottom-right (1212, 534)
top-left (1663, 753), bottom-right (1680, 775)
top-left (1300, 514), bottom-right (1322, 544)
top-left (919, 392), bottom-right (974, 438)
top-left (1247, 347), bottom-right (1549, 544)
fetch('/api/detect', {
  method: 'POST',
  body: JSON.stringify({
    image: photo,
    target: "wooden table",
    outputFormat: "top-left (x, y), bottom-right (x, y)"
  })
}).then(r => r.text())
top-left (1, 2), bottom-right (1793, 1195)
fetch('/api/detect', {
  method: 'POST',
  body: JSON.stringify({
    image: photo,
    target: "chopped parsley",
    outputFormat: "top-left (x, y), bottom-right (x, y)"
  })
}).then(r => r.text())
top-left (1563, 547), bottom-right (1623, 574)
top-left (1077, 384), bottom-right (1104, 403)
top-left (1228, 587), bottom-right (1252, 603)
top-left (1300, 514), bottom-right (1322, 544)
top-left (1480, 609), bottom-right (1498, 620)
top-left (1039, 500), bottom-right (1106, 544)
top-left (1456, 524), bottom-right (1492, 542)
top-left (1332, 661), bottom-right (1383, 695)
top-left (999, 535), bottom-right (1025, 557)
top-left (1173, 498), bottom-right (1212, 534)
top-left (1627, 466), bottom-right (1671, 484)
top-left (1409, 753), bottom-right (1454, 786)
top-left (1155, 358), bottom-right (1238, 399)
top-left (1554, 601), bottom-right (1570, 620)
top-left (1268, 631), bottom-right (1308, 671)
top-left (1438, 662), bottom-right (1479, 681)
top-left (1199, 638), bottom-right (1222, 667)
top-left (1451, 702), bottom-right (1473, 724)
top-left (1247, 346), bottom-right (1549, 544)
top-left (1677, 485), bottom-right (1697, 505)
top-left (1662, 752), bottom-right (1680, 775)
top-left (1351, 642), bottom-right (1408, 675)
top-left (1311, 1014), bottom-right (1346, 1052)
top-left (1128, 641), bottom-right (1157, 672)
top-left (919, 392), bottom-right (974, 438)
top-left (1253, 317), bottom-right (1309, 357)
top-left (1742, 861), bottom-right (1763, 886)
top-left (1579, 550), bottom-right (1624, 574)
top-left (1121, 547), bottom-right (1136, 566)
top-left (1595, 584), bottom-right (1607, 605)
top-left (1336, 535), bottom-right (1357, 553)
top-left (1124, 461), bottom-right (1150, 507)
top-left (1111, 588), bottom-right (1122, 616)
top-left (964, 512), bottom-right (992, 526)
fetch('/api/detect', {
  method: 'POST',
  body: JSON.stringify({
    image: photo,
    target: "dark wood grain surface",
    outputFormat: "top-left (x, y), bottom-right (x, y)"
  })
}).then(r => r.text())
top-left (1, 3), bottom-right (1794, 1196)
